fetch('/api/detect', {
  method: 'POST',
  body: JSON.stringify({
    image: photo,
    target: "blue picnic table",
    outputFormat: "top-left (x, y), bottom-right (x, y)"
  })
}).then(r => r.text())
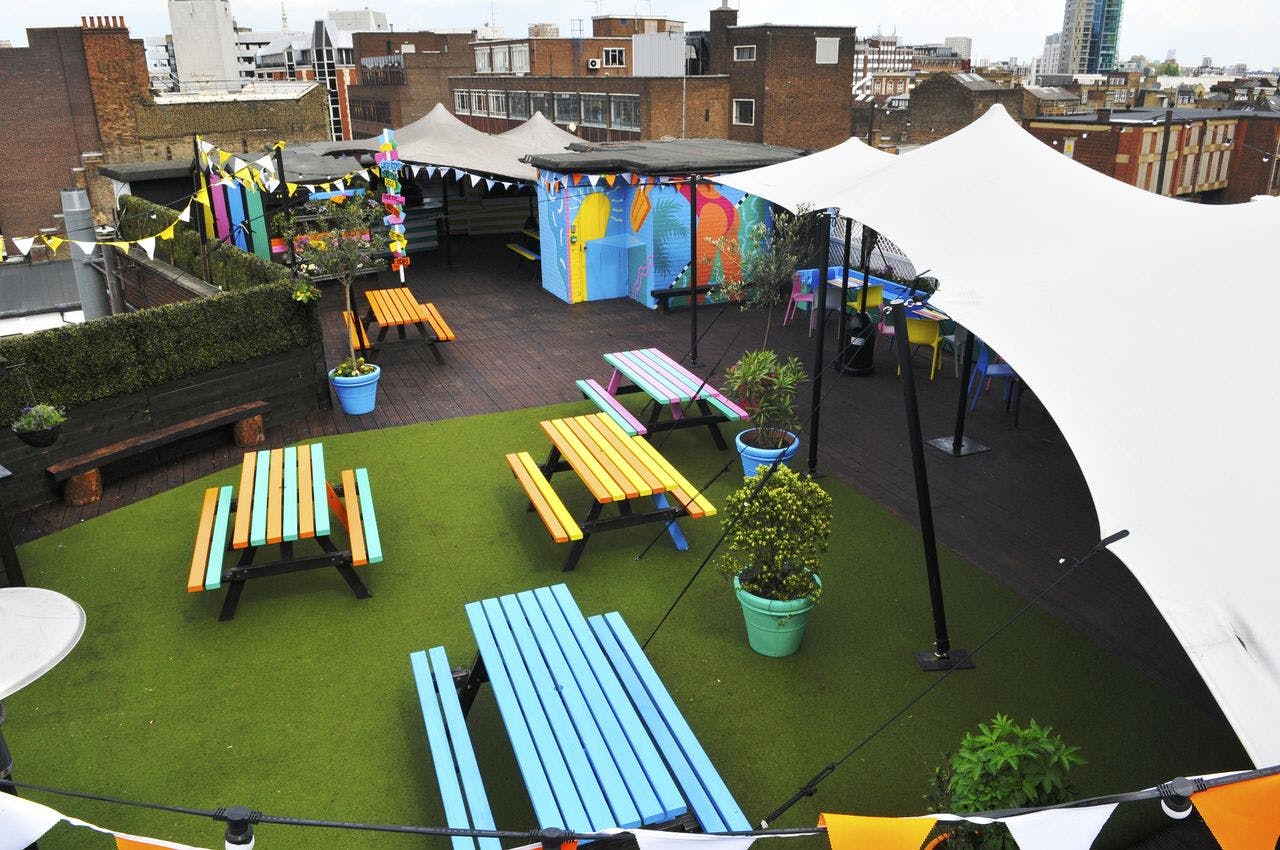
top-left (409, 584), bottom-right (751, 844)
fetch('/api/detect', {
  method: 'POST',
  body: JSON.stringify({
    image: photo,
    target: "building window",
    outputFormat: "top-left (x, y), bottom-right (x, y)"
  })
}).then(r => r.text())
top-left (474, 46), bottom-right (491, 72)
top-left (602, 47), bottom-right (626, 67)
top-left (733, 45), bottom-right (756, 61)
top-left (509, 91), bottom-right (531, 119)
top-left (815, 37), bottom-right (840, 64)
top-left (488, 90), bottom-right (508, 117)
top-left (530, 91), bottom-right (552, 118)
top-left (611, 94), bottom-right (640, 130)
top-left (554, 92), bottom-right (580, 124)
top-left (454, 90), bottom-right (471, 114)
top-left (732, 98), bottom-right (755, 125)
top-left (492, 45), bottom-right (510, 72)
top-left (511, 43), bottom-right (530, 74)
top-left (581, 93), bottom-right (607, 126)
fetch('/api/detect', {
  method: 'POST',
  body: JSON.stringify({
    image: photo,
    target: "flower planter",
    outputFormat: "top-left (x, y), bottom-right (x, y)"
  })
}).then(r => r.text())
top-left (733, 575), bottom-right (820, 657)
top-left (329, 364), bottom-right (381, 415)
top-left (15, 424), bottom-right (61, 448)
top-left (735, 429), bottom-right (799, 478)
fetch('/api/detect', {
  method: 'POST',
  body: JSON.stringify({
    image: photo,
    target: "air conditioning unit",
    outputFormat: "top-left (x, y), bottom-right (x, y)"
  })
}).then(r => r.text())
top-left (587, 57), bottom-right (601, 69)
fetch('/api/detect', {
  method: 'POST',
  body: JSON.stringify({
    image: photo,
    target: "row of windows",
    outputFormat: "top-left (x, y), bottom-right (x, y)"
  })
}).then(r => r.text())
top-left (474, 43), bottom-right (532, 74)
top-left (350, 99), bottom-right (392, 125)
top-left (455, 89), bottom-right (641, 131)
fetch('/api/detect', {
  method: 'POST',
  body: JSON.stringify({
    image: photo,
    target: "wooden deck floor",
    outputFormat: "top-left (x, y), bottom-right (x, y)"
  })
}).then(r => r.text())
top-left (16, 236), bottom-right (1219, 714)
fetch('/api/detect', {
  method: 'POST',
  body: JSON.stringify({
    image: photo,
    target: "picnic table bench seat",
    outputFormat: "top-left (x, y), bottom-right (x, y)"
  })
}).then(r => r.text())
top-left (343, 310), bottom-right (372, 352)
top-left (504, 451), bottom-right (582, 543)
top-left (575, 378), bottom-right (647, 436)
top-left (47, 400), bottom-right (268, 507)
top-left (410, 647), bottom-right (501, 850)
top-left (187, 445), bottom-right (381, 619)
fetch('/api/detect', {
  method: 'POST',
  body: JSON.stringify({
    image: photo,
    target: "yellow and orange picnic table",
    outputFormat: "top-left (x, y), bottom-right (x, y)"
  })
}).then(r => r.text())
top-left (505, 412), bottom-right (715, 570)
top-left (187, 443), bottom-right (381, 620)
top-left (354, 286), bottom-right (455, 363)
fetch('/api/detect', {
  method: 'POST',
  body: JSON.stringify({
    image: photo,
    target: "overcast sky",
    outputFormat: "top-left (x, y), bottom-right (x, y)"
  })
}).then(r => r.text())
top-left (0, 0), bottom-right (1275, 70)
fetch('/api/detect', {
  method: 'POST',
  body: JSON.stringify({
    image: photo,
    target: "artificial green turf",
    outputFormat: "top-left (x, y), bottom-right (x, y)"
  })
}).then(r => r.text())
top-left (9, 400), bottom-right (1247, 849)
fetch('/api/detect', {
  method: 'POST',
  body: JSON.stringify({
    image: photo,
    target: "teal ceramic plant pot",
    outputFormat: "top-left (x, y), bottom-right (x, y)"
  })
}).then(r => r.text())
top-left (735, 429), bottom-right (800, 478)
top-left (329, 364), bottom-right (381, 415)
top-left (733, 575), bottom-right (820, 657)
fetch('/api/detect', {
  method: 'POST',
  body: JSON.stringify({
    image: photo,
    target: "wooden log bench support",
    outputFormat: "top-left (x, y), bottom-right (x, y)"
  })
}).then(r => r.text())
top-left (47, 401), bottom-right (269, 507)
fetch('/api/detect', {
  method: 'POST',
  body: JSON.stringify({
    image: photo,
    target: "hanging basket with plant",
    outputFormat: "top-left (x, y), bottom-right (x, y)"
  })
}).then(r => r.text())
top-left (12, 403), bottom-right (66, 447)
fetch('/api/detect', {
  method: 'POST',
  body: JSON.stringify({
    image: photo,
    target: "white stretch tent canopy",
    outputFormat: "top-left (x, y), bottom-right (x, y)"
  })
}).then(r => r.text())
top-left (806, 105), bottom-right (1279, 766)
top-left (715, 136), bottom-right (894, 213)
top-left (328, 104), bottom-right (576, 183)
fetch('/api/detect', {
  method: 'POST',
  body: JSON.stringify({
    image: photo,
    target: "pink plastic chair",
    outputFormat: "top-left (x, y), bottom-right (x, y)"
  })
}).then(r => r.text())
top-left (783, 270), bottom-right (818, 336)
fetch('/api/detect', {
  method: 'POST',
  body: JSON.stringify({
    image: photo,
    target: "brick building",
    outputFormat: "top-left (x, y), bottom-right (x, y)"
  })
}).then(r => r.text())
top-left (0, 17), bottom-right (330, 255)
top-left (346, 30), bottom-right (476, 139)
top-left (862, 72), bottom-right (1023, 149)
top-left (1024, 108), bottom-right (1280, 202)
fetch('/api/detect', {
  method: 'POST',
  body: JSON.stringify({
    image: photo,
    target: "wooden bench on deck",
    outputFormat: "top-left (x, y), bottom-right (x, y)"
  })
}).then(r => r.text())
top-left (649, 284), bottom-right (722, 313)
top-left (187, 443), bottom-right (382, 620)
top-left (47, 400), bottom-right (267, 507)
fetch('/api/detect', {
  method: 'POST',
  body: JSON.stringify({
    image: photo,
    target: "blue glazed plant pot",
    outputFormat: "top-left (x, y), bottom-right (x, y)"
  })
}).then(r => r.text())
top-left (733, 575), bottom-right (820, 657)
top-left (329, 364), bottom-right (381, 415)
top-left (735, 429), bottom-right (800, 478)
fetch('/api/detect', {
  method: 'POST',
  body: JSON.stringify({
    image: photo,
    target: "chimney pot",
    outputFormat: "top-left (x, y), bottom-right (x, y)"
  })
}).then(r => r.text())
top-left (81, 16), bottom-right (87, 27)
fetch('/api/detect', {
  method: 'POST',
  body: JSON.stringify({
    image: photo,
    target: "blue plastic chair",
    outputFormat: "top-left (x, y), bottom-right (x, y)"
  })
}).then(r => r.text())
top-left (968, 341), bottom-right (1021, 413)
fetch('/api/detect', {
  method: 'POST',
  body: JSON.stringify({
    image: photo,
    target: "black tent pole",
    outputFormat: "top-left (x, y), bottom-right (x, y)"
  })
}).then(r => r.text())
top-left (889, 299), bottom-right (973, 671)
top-left (834, 217), bottom-right (852, 368)
top-left (806, 209), bottom-right (834, 475)
top-left (689, 174), bottom-right (700, 365)
top-left (927, 329), bottom-right (990, 456)
top-left (440, 173), bottom-right (453, 268)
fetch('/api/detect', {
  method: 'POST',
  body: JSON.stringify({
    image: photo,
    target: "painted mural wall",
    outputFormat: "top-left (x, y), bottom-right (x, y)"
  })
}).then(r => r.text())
top-left (536, 170), bottom-right (771, 307)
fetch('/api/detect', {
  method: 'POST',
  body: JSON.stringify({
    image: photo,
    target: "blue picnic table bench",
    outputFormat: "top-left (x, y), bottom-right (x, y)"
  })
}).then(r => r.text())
top-left (409, 584), bottom-right (751, 840)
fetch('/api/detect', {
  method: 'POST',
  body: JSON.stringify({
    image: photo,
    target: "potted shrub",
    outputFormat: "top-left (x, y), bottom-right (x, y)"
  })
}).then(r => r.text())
top-left (716, 465), bottom-right (832, 657)
top-left (279, 196), bottom-right (389, 415)
top-left (12, 403), bottom-right (66, 447)
top-left (926, 714), bottom-right (1084, 849)
top-left (722, 349), bottom-right (808, 477)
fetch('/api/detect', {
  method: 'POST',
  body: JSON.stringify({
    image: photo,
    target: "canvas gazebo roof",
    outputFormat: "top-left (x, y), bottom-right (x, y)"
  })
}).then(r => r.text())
top-left (525, 138), bottom-right (805, 177)
top-left (727, 106), bottom-right (1280, 767)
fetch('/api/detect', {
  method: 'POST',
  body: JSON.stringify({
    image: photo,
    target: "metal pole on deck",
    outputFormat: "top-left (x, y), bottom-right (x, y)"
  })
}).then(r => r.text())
top-left (806, 209), bottom-right (835, 475)
top-left (688, 174), bottom-right (700, 365)
top-left (927, 329), bottom-right (989, 456)
top-left (834, 217), bottom-right (852, 367)
top-left (440, 173), bottom-right (453, 268)
top-left (889, 299), bottom-right (973, 672)
top-left (190, 135), bottom-right (213, 285)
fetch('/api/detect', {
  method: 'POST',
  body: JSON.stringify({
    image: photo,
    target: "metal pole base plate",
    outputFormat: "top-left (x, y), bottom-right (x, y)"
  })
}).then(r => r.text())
top-left (914, 648), bottom-right (976, 672)
top-left (926, 436), bottom-right (990, 456)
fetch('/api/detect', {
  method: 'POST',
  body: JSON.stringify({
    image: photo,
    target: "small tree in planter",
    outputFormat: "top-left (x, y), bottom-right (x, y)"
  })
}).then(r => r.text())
top-left (926, 714), bottom-right (1085, 849)
top-left (722, 349), bottom-right (808, 475)
top-left (279, 196), bottom-right (389, 414)
top-left (716, 465), bottom-right (832, 656)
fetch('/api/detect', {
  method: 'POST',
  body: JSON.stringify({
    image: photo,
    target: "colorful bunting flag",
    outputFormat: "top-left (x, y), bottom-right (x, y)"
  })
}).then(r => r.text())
top-left (1194, 773), bottom-right (1280, 850)
top-left (819, 813), bottom-right (937, 850)
top-left (136, 237), bottom-right (157, 260)
top-left (1000, 805), bottom-right (1117, 850)
top-left (12, 236), bottom-right (35, 256)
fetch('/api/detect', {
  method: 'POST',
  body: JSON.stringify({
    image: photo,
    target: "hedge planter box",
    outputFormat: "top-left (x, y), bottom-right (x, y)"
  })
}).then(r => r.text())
top-left (330, 365), bottom-right (381, 415)
top-left (735, 429), bottom-right (800, 478)
top-left (734, 575), bottom-right (819, 658)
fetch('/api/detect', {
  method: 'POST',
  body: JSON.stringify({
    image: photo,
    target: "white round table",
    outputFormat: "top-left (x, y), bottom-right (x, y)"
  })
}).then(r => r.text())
top-left (0, 587), bottom-right (85, 702)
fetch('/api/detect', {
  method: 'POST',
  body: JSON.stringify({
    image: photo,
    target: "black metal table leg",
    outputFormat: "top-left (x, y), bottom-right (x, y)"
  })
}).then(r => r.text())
top-left (563, 501), bottom-right (603, 571)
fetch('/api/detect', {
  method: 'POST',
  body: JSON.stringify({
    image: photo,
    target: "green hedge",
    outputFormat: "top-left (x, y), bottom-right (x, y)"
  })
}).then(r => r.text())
top-left (117, 195), bottom-right (290, 292)
top-left (0, 281), bottom-right (321, 423)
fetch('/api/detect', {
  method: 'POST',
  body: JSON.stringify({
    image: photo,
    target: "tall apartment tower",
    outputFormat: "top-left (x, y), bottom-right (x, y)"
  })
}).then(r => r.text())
top-left (943, 36), bottom-right (972, 60)
top-left (168, 0), bottom-right (239, 87)
top-left (1059, 0), bottom-right (1123, 74)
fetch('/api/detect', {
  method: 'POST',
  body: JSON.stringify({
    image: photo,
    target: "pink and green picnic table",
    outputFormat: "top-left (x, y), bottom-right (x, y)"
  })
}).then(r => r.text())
top-left (575, 348), bottom-right (749, 450)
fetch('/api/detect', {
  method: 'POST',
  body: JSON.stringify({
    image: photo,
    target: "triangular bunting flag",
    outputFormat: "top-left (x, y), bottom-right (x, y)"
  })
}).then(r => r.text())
top-left (72, 239), bottom-right (97, 256)
top-left (177, 204), bottom-right (192, 222)
top-left (620, 171), bottom-right (634, 184)
top-left (197, 138), bottom-right (214, 153)
top-left (453, 168), bottom-right (465, 182)
top-left (587, 174), bottom-right (600, 186)
top-left (194, 188), bottom-right (210, 206)
top-left (158, 224), bottom-right (176, 240)
top-left (217, 149), bottom-right (231, 165)
top-left (501, 181), bottom-right (511, 189)
top-left (136, 237), bottom-right (157, 260)
top-left (819, 813), bottom-right (937, 850)
top-left (485, 178), bottom-right (495, 191)
top-left (109, 241), bottom-right (130, 252)
top-left (604, 174), bottom-right (616, 187)
top-left (572, 173), bottom-right (583, 185)
top-left (333, 180), bottom-right (345, 192)
top-left (43, 235), bottom-right (64, 251)
top-left (999, 804), bottom-right (1117, 850)
top-left (286, 182), bottom-right (299, 196)
top-left (425, 166), bottom-right (437, 178)
top-left (13, 236), bottom-right (36, 256)
top-left (1194, 773), bottom-right (1280, 850)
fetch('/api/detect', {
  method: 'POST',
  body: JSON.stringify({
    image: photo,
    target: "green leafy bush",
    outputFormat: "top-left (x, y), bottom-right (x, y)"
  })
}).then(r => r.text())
top-left (927, 714), bottom-right (1084, 849)
top-left (716, 466), bottom-right (832, 603)
top-left (722, 349), bottom-right (808, 449)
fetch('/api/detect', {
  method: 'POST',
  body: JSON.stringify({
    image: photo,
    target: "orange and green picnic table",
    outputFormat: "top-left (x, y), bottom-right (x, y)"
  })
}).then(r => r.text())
top-left (505, 413), bottom-right (715, 571)
top-left (187, 443), bottom-right (382, 620)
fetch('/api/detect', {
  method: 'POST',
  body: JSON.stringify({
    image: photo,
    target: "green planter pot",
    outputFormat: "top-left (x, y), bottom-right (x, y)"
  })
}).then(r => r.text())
top-left (733, 575), bottom-right (820, 657)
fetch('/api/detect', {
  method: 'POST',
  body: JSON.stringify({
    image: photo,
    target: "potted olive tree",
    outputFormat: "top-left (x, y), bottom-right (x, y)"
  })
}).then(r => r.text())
top-left (716, 465), bottom-right (832, 657)
top-left (722, 349), bottom-right (808, 477)
top-left (280, 196), bottom-right (388, 415)
top-left (713, 203), bottom-right (818, 346)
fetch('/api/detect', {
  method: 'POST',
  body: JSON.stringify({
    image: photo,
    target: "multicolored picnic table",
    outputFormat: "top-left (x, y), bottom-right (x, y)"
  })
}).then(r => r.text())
top-left (504, 412), bottom-right (715, 571)
top-left (186, 443), bottom-right (382, 620)
top-left (581, 348), bottom-right (748, 450)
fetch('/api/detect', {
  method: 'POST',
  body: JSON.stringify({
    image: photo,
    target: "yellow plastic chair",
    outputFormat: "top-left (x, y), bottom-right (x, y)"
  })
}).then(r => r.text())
top-left (896, 317), bottom-right (942, 380)
top-left (846, 284), bottom-right (883, 317)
